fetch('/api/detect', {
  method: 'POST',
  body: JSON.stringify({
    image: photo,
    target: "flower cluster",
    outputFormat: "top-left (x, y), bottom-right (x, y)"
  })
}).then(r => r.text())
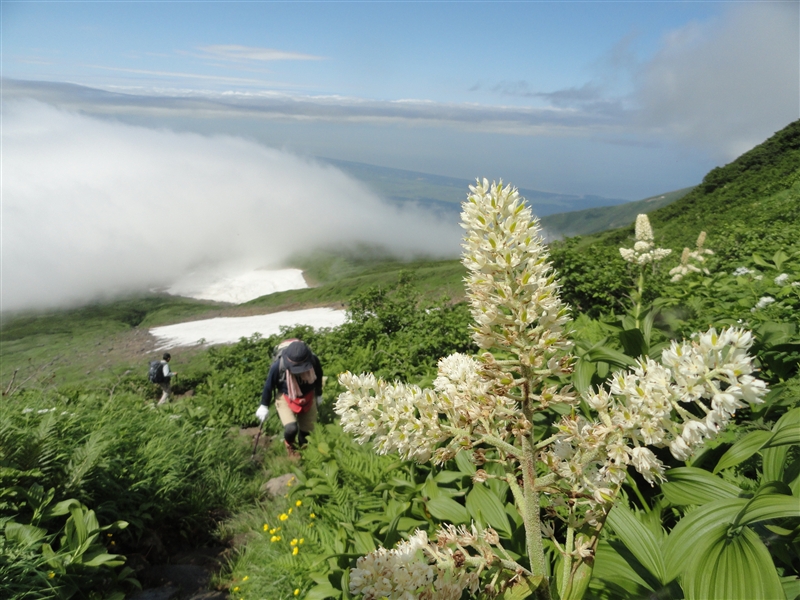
top-left (461, 180), bottom-right (572, 368)
top-left (619, 214), bottom-right (672, 265)
top-left (349, 528), bottom-right (483, 600)
top-left (336, 353), bottom-right (528, 463)
top-left (544, 327), bottom-right (768, 503)
top-left (670, 231), bottom-right (714, 282)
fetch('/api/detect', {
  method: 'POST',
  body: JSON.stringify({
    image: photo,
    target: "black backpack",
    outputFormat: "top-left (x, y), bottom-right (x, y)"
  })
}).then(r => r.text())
top-left (148, 360), bottom-right (165, 384)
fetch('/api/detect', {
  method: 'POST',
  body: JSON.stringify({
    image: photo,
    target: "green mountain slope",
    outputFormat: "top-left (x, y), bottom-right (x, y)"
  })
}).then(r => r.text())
top-left (540, 187), bottom-right (694, 238)
top-left (550, 119), bottom-right (800, 314)
top-left (602, 119), bottom-right (800, 252)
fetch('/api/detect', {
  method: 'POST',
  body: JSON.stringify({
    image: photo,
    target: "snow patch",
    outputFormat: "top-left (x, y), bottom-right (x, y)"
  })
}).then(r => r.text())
top-left (150, 308), bottom-right (347, 350)
top-left (165, 268), bottom-right (307, 304)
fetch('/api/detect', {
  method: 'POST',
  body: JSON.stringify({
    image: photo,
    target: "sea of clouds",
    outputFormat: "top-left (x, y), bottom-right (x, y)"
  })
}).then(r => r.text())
top-left (2, 101), bottom-right (462, 312)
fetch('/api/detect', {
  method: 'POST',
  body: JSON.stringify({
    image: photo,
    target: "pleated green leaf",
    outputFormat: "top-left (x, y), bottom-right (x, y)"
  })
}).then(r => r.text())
top-left (590, 540), bottom-right (655, 598)
top-left (426, 495), bottom-right (469, 524)
top-left (734, 493), bottom-right (800, 528)
top-left (606, 504), bottom-right (666, 584)
top-left (663, 498), bottom-right (745, 582)
top-left (465, 483), bottom-right (512, 538)
top-left (455, 451), bottom-right (476, 475)
top-left (573, 357), bottom-right (596, 394)
top-left (683, 526), bottom-right (784, 600)
top-left (713, 430), bottom-right (772, 474)
top-left (662, 467), bottom-right (741, 506)
top-left (583, 346), bottom-right (637, 368)
top-left (763, 444), bottom-right (790, 483)
top-left (763, 407), bottom-right (800, 449)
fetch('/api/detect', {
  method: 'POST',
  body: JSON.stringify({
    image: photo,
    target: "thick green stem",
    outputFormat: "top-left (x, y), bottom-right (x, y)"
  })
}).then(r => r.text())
top-left (560, 525), bottom-right (574, 597)
top-left (634, 267), bottom-right (645, 329)
top-left (522, 435), bottom-right (550, 600)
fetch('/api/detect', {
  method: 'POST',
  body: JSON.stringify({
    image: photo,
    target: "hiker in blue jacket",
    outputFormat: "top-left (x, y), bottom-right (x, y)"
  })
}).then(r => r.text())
top-left (255, 340), bottom-right (323, 457)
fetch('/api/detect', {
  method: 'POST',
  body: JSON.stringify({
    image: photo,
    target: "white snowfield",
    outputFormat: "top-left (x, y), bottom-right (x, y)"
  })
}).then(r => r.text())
top-left (165, 267), bottom-right (308, 304)
top-left (150, 308), bottom-right (348, 350)
top-left (152, 268), bottom-right (347, 349)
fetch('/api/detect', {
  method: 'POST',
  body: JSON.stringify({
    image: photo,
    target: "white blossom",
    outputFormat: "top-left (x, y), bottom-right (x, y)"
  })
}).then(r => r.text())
top-left (774, 273), bottom-right (789, 285)
top-left (733, 266), bottom-right (754, 276)
top-left (620, 214), bottom-right (672, 266)
top-left (752, 296), bottom-right (776, 312)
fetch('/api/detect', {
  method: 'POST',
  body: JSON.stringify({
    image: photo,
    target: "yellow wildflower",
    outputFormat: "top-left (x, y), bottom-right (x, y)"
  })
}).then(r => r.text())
top-left (233, 587), bottom-right (240, 592)
top-left (270, 535), bottom-right (282, 542)
top-left (243, 576), bottom-right (249, 581)
top-left (288, 508), bottom-right (293, 515)
top-left (299, 538), bottom-right (304, 544)
top-left (262, 524), bottom-right (269, 531)
top-left (294, 590), bottom-right (300, 597)
top-left (48, 571), bottom-right (55, 579)
top-left (292, 546), bottom-right (299, 556)
top-left (309, 513), bottom-right (316, 519)
top-left (290, 538), bottom-right (298, 546)
top-left (279, 513), bottom-right (288, 521)
top-left (295, 500), bottom-right (302, 507)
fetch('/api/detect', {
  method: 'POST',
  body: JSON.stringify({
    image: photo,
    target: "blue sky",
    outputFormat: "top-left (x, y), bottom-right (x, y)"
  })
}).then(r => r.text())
top-left (3, 1), bottom-right (798, 199)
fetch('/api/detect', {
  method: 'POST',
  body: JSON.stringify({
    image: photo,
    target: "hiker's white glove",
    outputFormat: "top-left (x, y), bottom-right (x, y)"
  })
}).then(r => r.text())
top-left (256, 405), bottom-right (269, 423)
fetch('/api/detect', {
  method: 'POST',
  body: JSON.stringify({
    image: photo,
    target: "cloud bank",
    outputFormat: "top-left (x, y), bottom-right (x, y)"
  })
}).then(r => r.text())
top-left (635, 3), bottom-right (799, 159)
top-left (2, 101), bottom-right (462, 312)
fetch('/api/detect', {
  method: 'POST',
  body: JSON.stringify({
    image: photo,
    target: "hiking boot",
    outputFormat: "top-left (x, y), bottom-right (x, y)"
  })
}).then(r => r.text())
top-left (284, 440), bottom-right (301, 460)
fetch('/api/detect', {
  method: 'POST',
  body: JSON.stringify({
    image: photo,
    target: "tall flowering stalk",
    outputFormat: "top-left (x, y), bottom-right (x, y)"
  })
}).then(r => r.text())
top-left (619, 214), bottom-right (672, 328)
top-left (335, 181), bottom-right (767, 600)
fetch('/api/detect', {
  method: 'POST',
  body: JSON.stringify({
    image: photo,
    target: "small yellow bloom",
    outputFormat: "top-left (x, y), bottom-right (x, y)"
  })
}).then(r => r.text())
top-left (294, 590), bottom-right (300, 596)
top-left (279, 513), bottom-right (288, 521)
top-left (295, 500), bottom-right (302, 507)
top-left (233, 587), bottom-right (240, 593)
top-left (263, 524), bottom-right (269, 531)
top-left (292, 546), bottom-right (299, 556)
top-left (270, 535), bottom-right (282, 542)
top-left (48, 571), bottom-right (55, 579)
top-left (290, 538), bottom-right (298, 546)
top-left (309, 513), bottom-right (316, 519)
top-left (242, 576), bottom-right (249, 581)
top-left (287, 477), bottom-right (295, 487)
top-left (299, 538), bottom-right (304, 544)
top-left (288, 508), bottom-right (293, 515)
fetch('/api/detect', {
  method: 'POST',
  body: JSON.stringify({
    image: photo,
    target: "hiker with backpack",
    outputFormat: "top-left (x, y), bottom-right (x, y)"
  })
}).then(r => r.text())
top-left (255, 339), bottom-right (323, 458)
top-left (149, 352), bottom-right (177, 405)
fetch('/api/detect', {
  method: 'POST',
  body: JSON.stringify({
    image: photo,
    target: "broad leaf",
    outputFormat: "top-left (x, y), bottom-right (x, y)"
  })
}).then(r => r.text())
top-left (683, 526), bottom-right (784, 600)
top-left (606, 504), bottom-right (666, 584)
top-left (4, 522), bottom-right (47, 546)
top-left (305, 583), bottom-right (341, 600)
top-left (713, 430), bottom-right (771, 474)
top-left (619, 328), bottom-right (648, 358)
top-left (426, 496), bottom-right (469, 524)
top-left (663, 498), bottom-right (745, 582)
top-left (573, 357), bottom-right (596, 394)
top-left (662, 467), bottom-right (741, 506)
top-left (734, 493), bottom-right (800, 528)
top-left (465, 483), bottom-right (512, 538)
top-left (763, 407), bottom-right (800, 448)
top-left (590, 540), bottom-right (655, 598)
top-left (763, 445), bottom-right (790, 483)
top-left (584, 346), bottom-right (637, 369)
top-left (455, 451), bottom-right (476, 475)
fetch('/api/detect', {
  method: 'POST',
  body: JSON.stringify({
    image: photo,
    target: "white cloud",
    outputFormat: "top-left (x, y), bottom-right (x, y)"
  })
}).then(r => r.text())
top-left (635, 3), bottom-right (799, 159)
top-left (197, 45), bottom-right (325, 62)
top-left (1, 101), bottom-right (462, 312)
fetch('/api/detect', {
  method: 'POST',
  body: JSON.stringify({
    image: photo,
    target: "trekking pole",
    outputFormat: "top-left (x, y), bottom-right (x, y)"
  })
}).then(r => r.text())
top-left (251, 419), bottom-right (264, 460)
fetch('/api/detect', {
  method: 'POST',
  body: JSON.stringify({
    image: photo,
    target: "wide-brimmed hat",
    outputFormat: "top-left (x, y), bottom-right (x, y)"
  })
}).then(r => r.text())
top-left (284, 341), bottom-right (313, 374)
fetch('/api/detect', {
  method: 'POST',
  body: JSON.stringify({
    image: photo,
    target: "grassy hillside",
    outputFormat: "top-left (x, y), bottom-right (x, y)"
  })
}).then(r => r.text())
top-left (550, 119), bottom-right (800, 315)
top-left (540, 186), bottom-right (694, 238)
top-left (599, 119), bottom-right (800, 252)
top-left (0, 255), bottom-right (466, 389)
